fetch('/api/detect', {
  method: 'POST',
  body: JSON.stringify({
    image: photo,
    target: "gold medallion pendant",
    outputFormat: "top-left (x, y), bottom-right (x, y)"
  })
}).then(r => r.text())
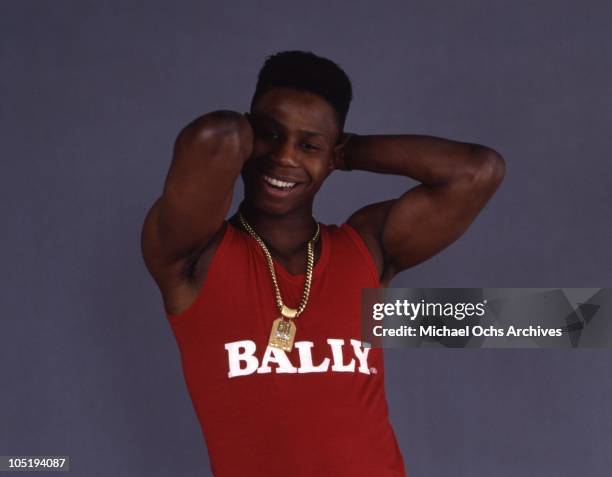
top-left (268, 317), bottom-right (297, 352)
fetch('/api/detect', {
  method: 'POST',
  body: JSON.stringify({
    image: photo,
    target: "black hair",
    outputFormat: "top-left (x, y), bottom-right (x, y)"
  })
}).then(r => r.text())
top-left (251, 50), bottom-right (353, 130)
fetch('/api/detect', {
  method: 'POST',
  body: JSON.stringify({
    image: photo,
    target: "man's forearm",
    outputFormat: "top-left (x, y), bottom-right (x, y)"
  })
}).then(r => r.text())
top-left (343, 134), bottom-right (504, 186)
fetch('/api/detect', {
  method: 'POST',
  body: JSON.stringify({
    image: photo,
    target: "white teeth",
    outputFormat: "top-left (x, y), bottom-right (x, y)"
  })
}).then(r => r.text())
top-left (262, 174), bottom-right (297, 189)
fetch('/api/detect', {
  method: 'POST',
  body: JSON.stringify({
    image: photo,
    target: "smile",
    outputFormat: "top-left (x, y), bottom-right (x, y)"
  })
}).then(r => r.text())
top-left (262, 174), bottom-right (298, 189)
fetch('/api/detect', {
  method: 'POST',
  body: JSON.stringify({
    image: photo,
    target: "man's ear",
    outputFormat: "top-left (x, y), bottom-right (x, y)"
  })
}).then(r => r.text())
top-left (331, 132), bottom-right (353, 171)
top-left (326, 155), bottom-right (336, 177)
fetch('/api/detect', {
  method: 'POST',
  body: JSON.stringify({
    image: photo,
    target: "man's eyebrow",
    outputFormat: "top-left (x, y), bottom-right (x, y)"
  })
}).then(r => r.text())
top-left (301, 130), bottom-right (325, 138)
top-left (253, 113), bottom-right (326, 137)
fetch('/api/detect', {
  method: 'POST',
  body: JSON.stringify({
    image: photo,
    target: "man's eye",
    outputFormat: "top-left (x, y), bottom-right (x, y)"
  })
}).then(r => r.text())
top-left (301, 142), bottom-right (319, 151)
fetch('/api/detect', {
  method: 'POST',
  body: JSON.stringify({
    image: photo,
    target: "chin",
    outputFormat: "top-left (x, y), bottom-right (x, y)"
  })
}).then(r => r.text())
top-left (244, 185), bottom-right (317, 217)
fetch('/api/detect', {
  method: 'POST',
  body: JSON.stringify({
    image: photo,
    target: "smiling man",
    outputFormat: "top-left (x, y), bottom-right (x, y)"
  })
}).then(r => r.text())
top-left (141, 51), bottom-right (505, 476)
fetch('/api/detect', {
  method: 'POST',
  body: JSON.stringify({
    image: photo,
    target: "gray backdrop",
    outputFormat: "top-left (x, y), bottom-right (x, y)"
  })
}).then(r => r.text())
top-left (1, 1), bottom-right (611, 476)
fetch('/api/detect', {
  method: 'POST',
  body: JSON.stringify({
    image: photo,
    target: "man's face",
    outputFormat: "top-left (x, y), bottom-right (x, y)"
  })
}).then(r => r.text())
top-left (242, 87), bottom-right (342, 216)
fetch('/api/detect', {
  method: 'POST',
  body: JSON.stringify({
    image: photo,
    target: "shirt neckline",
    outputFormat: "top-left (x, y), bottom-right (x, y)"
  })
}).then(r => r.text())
top-left (236, 221), bottom-right (331, 284)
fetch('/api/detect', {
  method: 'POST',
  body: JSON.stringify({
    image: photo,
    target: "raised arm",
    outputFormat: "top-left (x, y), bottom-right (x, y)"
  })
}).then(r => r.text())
top-left (341, 134), bottom-right (505, 286)
top-left (140, 110), bottom-right (253, 284)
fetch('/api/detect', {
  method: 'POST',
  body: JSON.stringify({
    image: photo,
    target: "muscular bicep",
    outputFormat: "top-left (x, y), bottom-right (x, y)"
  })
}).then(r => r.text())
top-left (348, 155), bottom-right (505, 285)
top-left (141, 111), bottom-right (252, 277)
top-left (382, 156), bottom-right (505, 278)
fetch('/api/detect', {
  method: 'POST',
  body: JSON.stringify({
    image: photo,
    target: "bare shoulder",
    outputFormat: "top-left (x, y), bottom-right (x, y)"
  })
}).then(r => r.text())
top-left (141, 198), bottom-right (228, 315)
top-left (346, 199), bottom-right (396, 285)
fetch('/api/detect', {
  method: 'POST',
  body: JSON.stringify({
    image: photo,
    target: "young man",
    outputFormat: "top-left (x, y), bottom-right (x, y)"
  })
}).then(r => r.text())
top-left (141, 51), bottom-right (505, 476)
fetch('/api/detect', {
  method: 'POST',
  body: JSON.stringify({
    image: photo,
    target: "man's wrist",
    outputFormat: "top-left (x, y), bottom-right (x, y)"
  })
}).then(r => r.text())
top-left (339, 133), bottom-right (356, 171)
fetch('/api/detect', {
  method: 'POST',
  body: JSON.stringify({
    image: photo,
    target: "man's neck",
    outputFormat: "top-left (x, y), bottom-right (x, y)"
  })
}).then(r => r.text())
top-left (238, 201), bottom-right (319, 258)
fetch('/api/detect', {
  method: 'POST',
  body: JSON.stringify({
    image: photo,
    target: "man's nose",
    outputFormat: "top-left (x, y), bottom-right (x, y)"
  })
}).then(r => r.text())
top-left (272, 141), bottom-right (299, 167)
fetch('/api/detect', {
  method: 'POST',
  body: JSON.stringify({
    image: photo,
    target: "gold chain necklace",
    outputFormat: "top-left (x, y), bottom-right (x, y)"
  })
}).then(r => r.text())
top-left (237, 210), bottom-right (320, 352)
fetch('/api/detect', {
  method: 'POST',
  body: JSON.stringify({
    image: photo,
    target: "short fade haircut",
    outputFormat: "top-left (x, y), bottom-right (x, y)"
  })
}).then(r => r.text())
top-left (251, 50), bottom-right (353, 132)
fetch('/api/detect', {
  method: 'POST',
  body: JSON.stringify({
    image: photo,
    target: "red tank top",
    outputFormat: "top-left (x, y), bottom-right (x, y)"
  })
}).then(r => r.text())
top-left (166, 220), bottom-right (407, 477)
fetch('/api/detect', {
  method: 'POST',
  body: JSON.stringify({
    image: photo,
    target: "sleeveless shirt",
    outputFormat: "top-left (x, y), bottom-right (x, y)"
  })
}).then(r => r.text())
top-left (166, 220), bottom-right (407, 476)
